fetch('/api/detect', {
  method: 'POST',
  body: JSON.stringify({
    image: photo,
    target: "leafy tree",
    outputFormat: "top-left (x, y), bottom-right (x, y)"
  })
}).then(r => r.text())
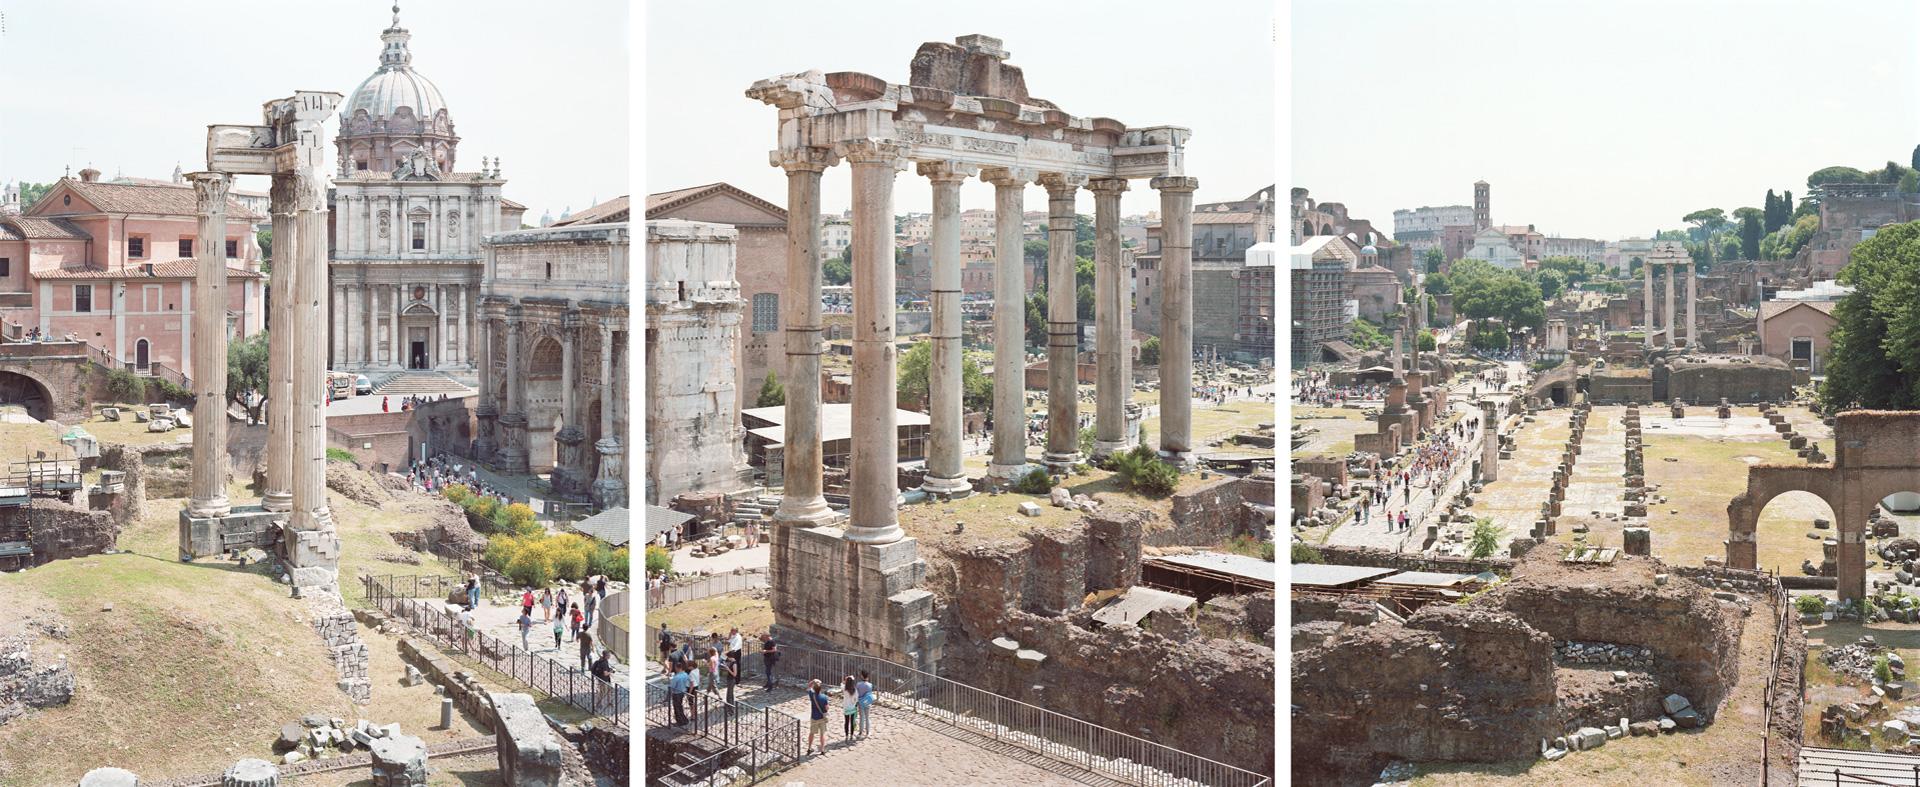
top-left (1423, 270), bottom-right (1451, 294)
top-left (1468, 517), bottom-right (1505, 559)
top-left (754, 370), bottom-right (785, 408)
top-left (255, 228), bottom-right (273, 274)
top-left (1416, 329), bottom-right (1435, 351)
top-left (1024, 239), bottom-right (1049, 266)
top-left (1077, 282), bottom-right (1095, 321)
top-left (227, 331), bottom-right (270, 424)
top-left (1912, 144), bottom-right (1920, 171)
top-left (1819, 221), bottom-right (1920, 412)
top-left (1537, 269), bottom-right (1566, 301)
top-left (1740, 213), bottom-right (1762, 260)
top-left (1902, 170), bottom-right (1920, 195)
top-left (1423, 246), bottom-right (1445, 274)
top-left (1536, 256), bottom-right (1595, 286)
top-left (1024, 291), bottom-right (1047, 349)
top-left (105, 369), bottom-right (147, 405)
top-left (1732, 206), bottom-right (1764, 225)
top-left (1112, 444), bottom-right (1178, 496)
top-left (1074, 213), bottom-right (1095, 260)
top-left (1138, 335), bottom-right (1161, 365)
top-left (645, 545), bottom-right (673, 577)
top-left (17, 182), bottom-right (52, 212)
top-left (1290, 542), bottom-right (1322, 564)
top-left (1764, 190), bottom-right (1782, 232)
top-left (823, 247), bottom-right (852, 286)
top-left (1013, 466), bottom-right (1053, 494)
top-left (1808, 166), bottom-right (1870, 188)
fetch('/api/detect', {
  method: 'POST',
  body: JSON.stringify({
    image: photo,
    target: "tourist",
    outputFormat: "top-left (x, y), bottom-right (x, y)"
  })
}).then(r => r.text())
top-left (761, 633), bottom-right (780, 689)
top-left (806, 679), bottom-right (830, 755)
top-left (706, 645), bottom-right (721, 696)
top-left (687, 655), bottom-right (701, 698)
top-left (841, 676), bottom-right (859, 740)
top-left (578, 628), bottom-right (594, 672)
top-left (467, 574), bottom-right (482, 609)
top-left (540, 587), bottom-right (554, 622)
top-left (569, 603), bottom-right (584, 642)
top-left (722, 653), bottom-right (738, 708)
top-left (669, 662), bottom-right (690, 726)
top-left (583, 587), bottom-right (598, 629)
top-left (556, 587), bottom-right (570, 623)
top-left (459, 606), bottom-right (475, 650)
top-left (727, 626), bottom-right (743, 667)
top-left (658, 625), bottom-right (674, 665)
top-left (551, 614), bottom-right (564, 649)
top-left (591, 649), bottom-right (614, 710)
top-left (856, 670), bottom-right (874, 737)
top-left (521, 587), bottom-right (535, 618)
top-left (517, 608), bottom-right (533, 650)
top-left (382, 396), bottom-right (390, 413)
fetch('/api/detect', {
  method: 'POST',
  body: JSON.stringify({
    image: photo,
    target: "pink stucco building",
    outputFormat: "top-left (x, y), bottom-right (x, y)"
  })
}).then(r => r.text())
top-left (0, 168), bottom-right (266, 381)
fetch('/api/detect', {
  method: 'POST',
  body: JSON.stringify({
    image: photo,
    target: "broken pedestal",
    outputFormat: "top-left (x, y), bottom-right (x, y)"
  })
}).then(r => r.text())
top-left (770, 522), bottom-right (943, 671)
top-left (178, 505), bottom-right (283, 561)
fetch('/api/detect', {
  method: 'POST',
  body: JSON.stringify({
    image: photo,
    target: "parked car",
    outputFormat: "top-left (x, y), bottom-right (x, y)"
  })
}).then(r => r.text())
top-left (355, 375), bottom-right (373, 396)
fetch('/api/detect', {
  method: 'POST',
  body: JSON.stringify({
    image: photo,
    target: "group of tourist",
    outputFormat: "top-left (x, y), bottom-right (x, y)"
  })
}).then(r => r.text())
top-left (660, 625), bottom-right (758, 726)
top-left (407, 452), bottom-right (511, 505)
top-left (804, 672), bottom-right (876, 754)
top-left (381, 393), bottom-right (454, 413)
top-left (451, 573), bottom-right (620, 705)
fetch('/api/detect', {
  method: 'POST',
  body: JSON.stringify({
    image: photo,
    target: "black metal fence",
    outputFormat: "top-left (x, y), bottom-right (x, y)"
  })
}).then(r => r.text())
top-left (362, 574), bottom-right (628, 729)
top-left (644, 679), bottom-right (803, 784)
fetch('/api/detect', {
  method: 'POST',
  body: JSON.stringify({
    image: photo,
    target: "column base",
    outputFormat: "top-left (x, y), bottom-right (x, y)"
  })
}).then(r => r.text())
top-left (774, 495), bottom-right (837, 525)
top-left (844, 524), bottom-right (906, 545)
top-left (917, 473), bottom-right (972, 498)
top-left (177, 505), bottom-right (284, 561)
top-left (261, 491), bottom-right (293, 514)
top-left (1092, 438), bottom-right (1135, 460)
top-left (187, 496), bottom-right (233, 520)
top-left (769, 528), bottom-right (941, 671)
top-left (1041, 451), bottom-right (1084, 471)
top-left (1158, 449), bottom-right (1196, 470)
top-left (987, 461), bottom-right (1034, 480)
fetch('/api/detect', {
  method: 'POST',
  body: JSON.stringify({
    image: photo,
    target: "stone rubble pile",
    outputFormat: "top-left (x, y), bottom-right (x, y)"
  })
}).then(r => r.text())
top-left (1538, 694), bottom-right (1703, 762)
top-left (306, 591), bottom-right (372, 704)
top-left (273, 713), bottom-right (410, 766)
top-left (0, 637), bottom-right (75, 725)
top-left (1822, 636), bottom-right (1889, 684)
top-left (1552, 640), bottom-right (1653, 668)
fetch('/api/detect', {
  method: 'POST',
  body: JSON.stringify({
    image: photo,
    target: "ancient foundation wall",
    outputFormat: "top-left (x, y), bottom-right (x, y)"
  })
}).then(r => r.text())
top-left (1145, 477), bottom-right (1263, 547)
top-left (769, 523), bottom-right (941, 671)
top-left (1313, 543), bottom-right (1515, 575)
top-left (19, 498), bottom-right (118, 566)
top-left (1667, 361), bottom-right (1794, 403)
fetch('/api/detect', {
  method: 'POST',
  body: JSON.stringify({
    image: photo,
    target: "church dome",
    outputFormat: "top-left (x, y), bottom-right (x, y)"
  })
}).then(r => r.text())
top-left (336, 5), bottom-right (460, 175)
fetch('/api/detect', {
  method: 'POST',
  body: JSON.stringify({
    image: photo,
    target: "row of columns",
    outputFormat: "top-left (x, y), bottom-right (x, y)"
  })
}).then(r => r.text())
top-left (469, 306), bottom-right (626, 506)
top-left (770, 139), bottom-right (1197, 545)
top-left (331, 282), bottom-right (473, 370)
top-left (1641, 260), bottom-right (1697, 349)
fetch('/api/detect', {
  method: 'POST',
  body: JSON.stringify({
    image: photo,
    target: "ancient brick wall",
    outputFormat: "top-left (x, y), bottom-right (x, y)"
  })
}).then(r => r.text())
top-left (1084, 507), bottom-right (1146, 591)
top-left (1666, 357), bottom-right (1794, 403)
top-left (1313, 543), bottom-right (1515, 574)
top-left (1149, 477), bottom-right (1250, 547)
top-left (20, 499), bottom-right (118, 566)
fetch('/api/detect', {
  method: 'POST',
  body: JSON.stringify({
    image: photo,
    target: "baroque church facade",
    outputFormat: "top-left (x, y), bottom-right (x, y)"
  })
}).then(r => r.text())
top-left (327, 10), bottom-right (525, 383)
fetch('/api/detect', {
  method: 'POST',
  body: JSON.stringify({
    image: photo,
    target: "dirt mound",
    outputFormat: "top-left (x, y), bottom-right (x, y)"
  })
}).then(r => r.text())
top-left (326, 461), bottom-right (395, 507)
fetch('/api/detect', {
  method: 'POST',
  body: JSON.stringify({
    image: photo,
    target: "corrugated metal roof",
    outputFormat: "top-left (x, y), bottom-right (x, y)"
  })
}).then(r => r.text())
top-left (568, 507), bottom-right (628, 546)
top-left (1145, 552), bottom-right (1277, 584)
top-left (1374, 570), bottom-right (1475, 588)
top-left (1290, 563), bottom-right (1396, 588)
top-left (644, 505), bottom-right (692, 542)
top-left (1800, 746), bottom-right (1920, 785)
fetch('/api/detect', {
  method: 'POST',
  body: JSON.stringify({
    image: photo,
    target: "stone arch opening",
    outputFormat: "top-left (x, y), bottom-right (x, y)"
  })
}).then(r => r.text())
top-left (1749, 490), bottom-right (1840, 580)
top-left (0, 370), bottom-right (53, 422)
top-left (527, 337), bottom-right (562, 378)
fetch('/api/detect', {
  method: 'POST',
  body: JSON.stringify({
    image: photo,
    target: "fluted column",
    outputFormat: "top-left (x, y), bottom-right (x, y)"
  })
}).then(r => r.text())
top-left (1041, 174), bottom-right (1086, 469)
top-left (841, 139), bottom-right (905, 544)
top-left (773, 148), bottom-right (836, 524)
top-left (497, 310), bottom-right (530, 474)
top-left (286, 96), bottom-right (342, 590)
top-left (1685, 262), bottom-right (1697, 350)
top-left (262, 175), bottom-right (296, 512)
top-left (984, 167), bottom-right (1035, 478)
top-left (919, 161), bottom-right (973, 497)
top-left (1664, 262), bottom-right (1677, 348)
top-left (1153, 176), bottom-right (1198, 465)
top-left (1090, 178), bottom-right (1131, 458)
top-left (187, 172), bottom-right (232, 519)
top-left (555, 313), bottom-right (584, 493)
top-left (472, 306), bottom-right (498, 460)
top-left (591, 323), bottom-right (625, 508)
top-left (1642, 259), bottom-right (1653, 348)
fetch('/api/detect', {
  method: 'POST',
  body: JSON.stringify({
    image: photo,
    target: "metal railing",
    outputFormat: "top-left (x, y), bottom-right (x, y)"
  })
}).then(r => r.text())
top-left (650, 571), bottom-right (769, 608)
top-left (1763, 568), bottom-right (1791, 785)
top-left (650, 629), bottom-right (1271, 787)
top-left (645, 680), bottom-right (803, 784)
top-left (362, 574), bottom-right (628, 729)
top-left (597, 591), bottom-right (629, 663)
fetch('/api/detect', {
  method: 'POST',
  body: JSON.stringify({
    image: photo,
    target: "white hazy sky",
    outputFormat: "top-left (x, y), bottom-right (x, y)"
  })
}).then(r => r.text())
top-left (644, 0), bottom-right (1276, 217)
top-left (1292, 0), bottom-right (1920, 241)
top-left (0, 0), bottom-right (627, 223)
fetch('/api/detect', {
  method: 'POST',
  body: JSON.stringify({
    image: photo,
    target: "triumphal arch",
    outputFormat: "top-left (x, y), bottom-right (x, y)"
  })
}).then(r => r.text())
top-left (177, 91), bottom-right (344, 593)
top-left (1727, 411), bottom-right (1920, 602)
top-left (747, 35), bottom-right (1196, 669)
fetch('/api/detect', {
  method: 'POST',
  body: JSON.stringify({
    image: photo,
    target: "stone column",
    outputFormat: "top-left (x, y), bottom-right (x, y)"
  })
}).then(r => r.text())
top-left (591, 323), bottom-right (625, 508)
top-left (1642, 258), bottom-right (1654, 348)
top-left (263, 175), bottom-right (296, 513)
top-left (472, 306), bottom-right (498, 461)
top-left (187, 172), bottom-right (233, 519)
top-left (1664, 262), bottom-right (1676, 348)
top-left (555, 313), bottom-right (583, 494)
top-left (436, 284), bottom-right (449, 367)
top-left (984, 167), bottom-right (1034, 478)
top-left (919, 161), bottom-right (973, 497)
top-left (1685, 263), bottom-right (1697, 350)
top-left (497, 310), bottom-right (530, 474)
top-left (841, 139), bottom-right (905, 544)
top-left (1090, 178), bottom-right (1131, 458)
top-left (773, 148), bottom-right (836, 523)
top-left (1152, 177), bottom-right (1198, 465)
top-left (288, 145), bottom-right (339, 588)
top-left (1040, 174), bottom-right (1085, 470)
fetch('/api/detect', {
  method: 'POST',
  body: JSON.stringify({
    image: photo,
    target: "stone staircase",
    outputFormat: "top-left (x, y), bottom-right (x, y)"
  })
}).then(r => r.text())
top-left (371, 371), bottom-right (471, 397)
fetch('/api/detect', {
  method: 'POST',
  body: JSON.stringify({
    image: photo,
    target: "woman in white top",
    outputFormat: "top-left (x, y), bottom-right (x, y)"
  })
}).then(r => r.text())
top-left (841, 676), bottom-right (859, 739)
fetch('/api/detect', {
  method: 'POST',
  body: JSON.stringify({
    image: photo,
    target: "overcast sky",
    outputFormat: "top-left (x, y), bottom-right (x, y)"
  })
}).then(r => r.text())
top-left (0, 0), bottom-right (627, 223)
top-left (644, 0), bottom-right (1276, 218)
top-left (1292, 0), bottom-right (1920, 241)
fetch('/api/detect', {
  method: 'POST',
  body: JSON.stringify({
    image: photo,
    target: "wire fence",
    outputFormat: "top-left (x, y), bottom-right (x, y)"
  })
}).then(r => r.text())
top-left (647, 628), bottom-right (1271, 787)
top-left (362, 574), bottom-right (628, 729)
top-left (650, 571), bottom-right (768, 608)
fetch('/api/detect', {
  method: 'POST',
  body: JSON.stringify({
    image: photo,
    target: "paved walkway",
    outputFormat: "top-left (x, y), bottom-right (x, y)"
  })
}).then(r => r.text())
top-left (468, 596), bottom-right (631, 689)
top-left (1325, 384), bottom-right (1491, 552)
top-left (1465, 406), bottom-right (1569, 546)
top-left (1564, 405), bottom-right (1627, 520)
top-left (669, 540), bottom-right (772, 574)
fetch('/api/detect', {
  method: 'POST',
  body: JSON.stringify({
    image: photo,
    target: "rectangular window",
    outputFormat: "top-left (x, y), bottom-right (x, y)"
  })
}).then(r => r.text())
top-left (226, 240), bottom-right (239, 258)
top-left (0, 258), bottom-right (9, 277)
top-left (411, 222), bottom-right (427, 251)
top-left (752, 292), bottom-right (780, 333)
top-left (74, 285), bottom-right (93, 313)
top-left (178, 238), bottom-right (194, 258)
top-left (128, 237), bottom-right (145, 258)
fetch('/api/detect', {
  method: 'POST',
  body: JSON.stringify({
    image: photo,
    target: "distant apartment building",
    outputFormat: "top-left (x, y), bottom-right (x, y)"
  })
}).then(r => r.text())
top-left (1392, 204), bottom-right (1473, 256)
top-left (1141, 186), bottom-right (1277, 361)
top-left (1290, 234), bottom-right (1359, 368)
top-left (1544, 236), bottom-right (1605, 265)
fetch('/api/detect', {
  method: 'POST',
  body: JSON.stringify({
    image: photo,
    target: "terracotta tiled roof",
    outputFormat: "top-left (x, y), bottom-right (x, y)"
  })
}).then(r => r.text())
top-left (0, 216), bottom-right (90, 240)
top-left (56, 179), bottom-right (261, 220)
top-left (500, 197), bottom-right (526, 211)
top-left (33, 261), bottom-right (262, 280)
top-left (645, 183), bottom-right (788, 222)
top-left (550, 195), bottom-right (630, 227)
top-left (1758, 300), bottom-right (1838, 320)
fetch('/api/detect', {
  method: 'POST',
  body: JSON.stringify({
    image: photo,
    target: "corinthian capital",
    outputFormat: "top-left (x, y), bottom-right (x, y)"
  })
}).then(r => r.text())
top-left (835, 139), bottom-right (908, 166)
top-left (916, 160), bottom-right (978, 183)
top-left (1150, 176), bottom-right (1200, 194)
top-left (292, 171), bottom-right (328, 213)
top-left (980, 167), bottom-right (1037, 188)
top-left (1038, 172), bottom-right (1088, 198)
top-left (1088, 177), bottom-right (1131, 197)
top-left (771, 147), bottom-right (838, 173)
top-left (189, 172), bottom-right (232, 208)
